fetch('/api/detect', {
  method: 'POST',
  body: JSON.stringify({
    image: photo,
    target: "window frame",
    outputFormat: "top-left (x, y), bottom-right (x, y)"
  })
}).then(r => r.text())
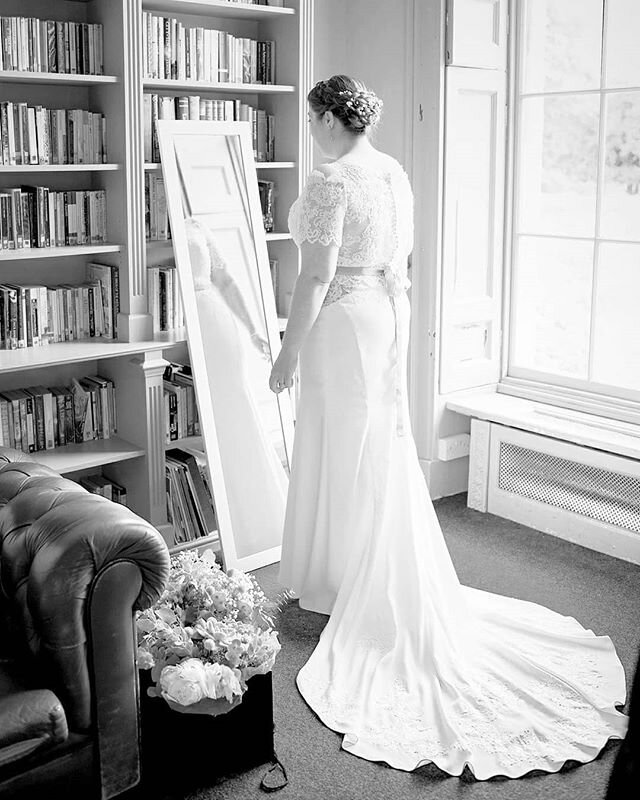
top-left (499, 0), bottom-right (640, 426)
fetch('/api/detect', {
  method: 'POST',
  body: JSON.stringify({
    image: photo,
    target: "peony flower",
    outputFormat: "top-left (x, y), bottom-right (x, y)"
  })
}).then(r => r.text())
top-left (159, 658), bottom-right (208, 706)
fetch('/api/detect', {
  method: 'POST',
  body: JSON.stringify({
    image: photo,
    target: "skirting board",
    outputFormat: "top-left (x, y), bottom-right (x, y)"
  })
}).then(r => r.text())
top-left (474, 423), bottom-right (640, 566)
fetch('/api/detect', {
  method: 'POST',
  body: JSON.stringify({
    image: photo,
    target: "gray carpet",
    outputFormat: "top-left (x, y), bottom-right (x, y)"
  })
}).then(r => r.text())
top-left (146, 494), bottom-right (640, 800)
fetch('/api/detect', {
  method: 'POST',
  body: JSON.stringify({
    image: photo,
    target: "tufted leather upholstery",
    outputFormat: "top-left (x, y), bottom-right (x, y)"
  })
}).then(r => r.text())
top-left (0, 446), bottom-right (170, 799)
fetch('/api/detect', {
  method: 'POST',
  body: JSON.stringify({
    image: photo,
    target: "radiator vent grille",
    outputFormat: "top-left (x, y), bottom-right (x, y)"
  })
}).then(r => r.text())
top-left (498, 442), bottom-right (640, 533)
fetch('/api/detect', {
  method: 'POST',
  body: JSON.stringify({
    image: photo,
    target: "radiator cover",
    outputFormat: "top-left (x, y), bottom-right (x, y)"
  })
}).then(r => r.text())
top-left (480, 423), bottom-right (640, 564)
top-left (498, 441), bottom-right (640, 534)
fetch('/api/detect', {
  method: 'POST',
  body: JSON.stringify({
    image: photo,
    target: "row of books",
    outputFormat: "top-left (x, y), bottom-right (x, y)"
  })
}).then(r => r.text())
top-left (0, 17), bottom-right (104, 75)
top-left (145, 173), bottom-right (170, 242)
top-left (142, 13), bottom-right (275, 85)
top-left (0, 102), bottom-right (107, 166)
top-left (144, 94), bottom-right (276, 162)
top-left (166, 447), bottom-right (217, 545)
top-left (0, 375), bottom-right (116, 455)
top-left (79, 473), bottom-right (127, 505)
top-left (164, 362), bottom-right (200, 443)
top-left (149, 265), bottom-right (185, 334)
top-left (0, 262), bottom-right (120, 349)
top-left (0, 187), bottom-right (108, 250)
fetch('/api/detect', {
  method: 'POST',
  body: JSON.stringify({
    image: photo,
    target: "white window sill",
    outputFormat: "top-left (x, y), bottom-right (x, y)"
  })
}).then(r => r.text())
top-left (446, 390), bottom-right (640, 461)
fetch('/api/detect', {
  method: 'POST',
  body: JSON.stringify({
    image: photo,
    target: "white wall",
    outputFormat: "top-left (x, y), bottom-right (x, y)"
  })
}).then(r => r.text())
top-left (313, 0), bottom-right (470, 499)
top-left (313, 0), bottom-right (414, 168)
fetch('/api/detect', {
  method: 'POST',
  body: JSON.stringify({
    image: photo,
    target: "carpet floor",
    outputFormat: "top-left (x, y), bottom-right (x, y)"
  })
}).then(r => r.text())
top-left (133, 493), bottom-right (640, 800)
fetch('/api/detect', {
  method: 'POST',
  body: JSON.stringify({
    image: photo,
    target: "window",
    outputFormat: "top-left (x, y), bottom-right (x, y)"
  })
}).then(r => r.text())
top-left (508, 0), bottom-right (640, 406)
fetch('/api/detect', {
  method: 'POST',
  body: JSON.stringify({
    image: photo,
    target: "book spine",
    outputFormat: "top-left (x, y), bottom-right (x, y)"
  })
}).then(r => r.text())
top-left (32, 391), bottom-right (46, 450)
top-left (165, 388), bottom-right (178, 442)
top-left (24, 396), bottom-right (35, 453)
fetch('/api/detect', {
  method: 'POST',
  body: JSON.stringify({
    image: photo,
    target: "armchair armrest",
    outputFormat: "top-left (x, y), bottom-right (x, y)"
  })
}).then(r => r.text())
top-left (0, 690), bottom-right (67, 769)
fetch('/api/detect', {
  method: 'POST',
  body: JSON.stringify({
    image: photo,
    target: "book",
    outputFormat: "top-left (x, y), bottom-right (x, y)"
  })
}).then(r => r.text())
top-left (111, 480), bottom-right (127, 506)
top-left (163, 361), bottom-right (199, 436)
top-left (69, 377), bottom-right (91, 443)
top-left (165, 458), bottom-right (193, 543)
top-left (166, 448), bottom-right (217, 538)
top-left (258, 180), bottom-right (275, 232)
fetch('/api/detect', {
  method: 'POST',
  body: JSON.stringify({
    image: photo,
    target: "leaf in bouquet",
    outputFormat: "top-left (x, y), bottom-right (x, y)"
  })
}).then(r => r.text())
top-left (156, 607), bottom-right (178, 624)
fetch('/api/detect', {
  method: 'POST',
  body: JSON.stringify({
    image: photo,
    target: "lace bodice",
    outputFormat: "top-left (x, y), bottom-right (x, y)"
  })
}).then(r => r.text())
top-left (288, 158), bottom-right (414, 297)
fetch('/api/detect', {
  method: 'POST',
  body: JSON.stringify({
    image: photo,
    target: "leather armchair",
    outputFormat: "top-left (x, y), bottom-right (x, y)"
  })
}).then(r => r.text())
top-left (0, 446), bottom-right (170, 799)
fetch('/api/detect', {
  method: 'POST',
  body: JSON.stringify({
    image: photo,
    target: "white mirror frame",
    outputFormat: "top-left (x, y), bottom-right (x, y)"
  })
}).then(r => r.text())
top-left (156, 119), bottom-right (294, 572)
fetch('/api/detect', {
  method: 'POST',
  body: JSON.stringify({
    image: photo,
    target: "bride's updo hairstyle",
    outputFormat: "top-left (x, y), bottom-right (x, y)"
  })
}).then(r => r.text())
top-left (308, 74), bottom-right (383, 136)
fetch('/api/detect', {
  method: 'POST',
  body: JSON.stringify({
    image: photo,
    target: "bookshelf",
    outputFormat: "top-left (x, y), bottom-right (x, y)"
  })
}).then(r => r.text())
top-left (0, 243), bottom-right (122, 262)
top-left (0, 71), bottom-right (118, 86)
top-left (143, 0), bottom-right (295, 21)
top-left (0, 0), bottom-right (312, 553)
top-left (143, 79), bottom-right (295, 93)
top-left (35, 437), bottom-right (147, 473)
top-left (0, 165), bottom-right (120, 172)
top-left (144, 160), bottom-right (294, 169)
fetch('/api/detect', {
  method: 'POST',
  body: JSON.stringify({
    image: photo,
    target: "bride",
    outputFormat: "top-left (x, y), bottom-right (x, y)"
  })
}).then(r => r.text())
top-left (269, 74), bottom-right (628, 780)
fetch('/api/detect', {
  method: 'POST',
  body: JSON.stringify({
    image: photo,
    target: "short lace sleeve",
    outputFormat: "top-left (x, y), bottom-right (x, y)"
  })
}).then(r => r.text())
top-left (288, 171), bottom-right (346, 248)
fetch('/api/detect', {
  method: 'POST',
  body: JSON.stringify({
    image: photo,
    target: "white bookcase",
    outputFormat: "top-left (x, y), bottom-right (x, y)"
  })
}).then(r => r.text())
top-left (0, 0), bottom-right (313, 550)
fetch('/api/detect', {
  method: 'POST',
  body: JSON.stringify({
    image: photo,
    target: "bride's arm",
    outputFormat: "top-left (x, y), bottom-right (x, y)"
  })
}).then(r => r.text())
top-left (211, 269), bottom-right (269, 356)
top-left (269, 240), bottom-right (339, 393)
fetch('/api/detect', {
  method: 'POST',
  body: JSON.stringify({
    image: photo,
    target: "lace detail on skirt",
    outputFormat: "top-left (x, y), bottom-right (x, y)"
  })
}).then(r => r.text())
top-left (322, 273), bottom-right (387, 307)
top-left (297, 639), bottom-right (626, 779)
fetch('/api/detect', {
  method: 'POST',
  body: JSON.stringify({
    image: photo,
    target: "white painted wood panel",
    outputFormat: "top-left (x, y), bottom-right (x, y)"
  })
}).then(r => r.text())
top-left (446, 0), bottom-right (508, 69)
top-left (440, 66), bottom-right (506, 393)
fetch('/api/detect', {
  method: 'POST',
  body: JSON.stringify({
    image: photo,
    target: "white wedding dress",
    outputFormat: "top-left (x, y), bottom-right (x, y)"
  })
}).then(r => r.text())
top-left (277, 156), bottom-right (628, 779)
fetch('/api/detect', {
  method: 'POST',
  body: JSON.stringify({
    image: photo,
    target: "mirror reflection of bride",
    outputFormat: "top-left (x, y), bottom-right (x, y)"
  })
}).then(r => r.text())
top-left (184, 217), bottom-right (287, 560)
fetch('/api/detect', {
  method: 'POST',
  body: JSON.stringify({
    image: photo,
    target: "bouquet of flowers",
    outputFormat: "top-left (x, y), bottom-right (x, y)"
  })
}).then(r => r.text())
top-left (136, 549), bottom-right (281, 715)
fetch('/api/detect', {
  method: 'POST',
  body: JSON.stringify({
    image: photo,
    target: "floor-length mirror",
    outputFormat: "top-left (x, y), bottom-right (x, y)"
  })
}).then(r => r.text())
top-left (157, 120), bottom-right (294, 572)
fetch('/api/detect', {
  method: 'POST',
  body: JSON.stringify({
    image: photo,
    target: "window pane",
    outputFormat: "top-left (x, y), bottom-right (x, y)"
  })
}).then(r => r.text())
top-left (600, 92), bottom-right (640, 240)
top-left (521, 0), bottom-right (603, 94)
top-left (592, 243), bottom-right (640, 390)
top-left (511, 236), bottom-right (593, 378)
top-left (605, 0), bottom-right (640, 88)
top-left (516, 95), bottom-right (599, 237)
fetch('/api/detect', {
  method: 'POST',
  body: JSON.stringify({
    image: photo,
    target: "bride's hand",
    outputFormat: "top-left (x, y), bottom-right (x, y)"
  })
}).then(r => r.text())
top-left (269, 350), bottom-right (297, 394)
top-left (250, 332), bottom-right (271, 361)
